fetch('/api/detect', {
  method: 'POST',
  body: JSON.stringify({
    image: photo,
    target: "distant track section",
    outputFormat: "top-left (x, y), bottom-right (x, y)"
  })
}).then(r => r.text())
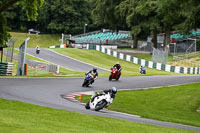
top-left (26, 48), bottom-right (108, 72)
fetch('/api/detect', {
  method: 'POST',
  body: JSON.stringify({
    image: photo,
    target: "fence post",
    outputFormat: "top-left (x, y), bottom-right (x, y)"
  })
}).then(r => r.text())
top-left (56, 65), bottom-right (59, 74)
top-left (24, 64), bottom-right (28, 76)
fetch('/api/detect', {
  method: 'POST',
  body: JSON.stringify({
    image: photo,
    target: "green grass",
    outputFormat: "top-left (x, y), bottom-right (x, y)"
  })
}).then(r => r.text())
top-left (0, 98), bottom-right (197, 133)
top-left (79, 83), bottom-right (200, 127)
top-left (58, 67), bottom-right (84, 77)
top-left (10, 32), bottom-right (60, 48)
top-left (54, 49), bottom-right (179, 76)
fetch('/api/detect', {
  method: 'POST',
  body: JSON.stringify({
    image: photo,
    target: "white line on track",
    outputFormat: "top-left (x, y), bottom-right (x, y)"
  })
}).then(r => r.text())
top-left (120, 82), bottom-right (200, 91)
top-left (108, 110), bottom-right (141, 118)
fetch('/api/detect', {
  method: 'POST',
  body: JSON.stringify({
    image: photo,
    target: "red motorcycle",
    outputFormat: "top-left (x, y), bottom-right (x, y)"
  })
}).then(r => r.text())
top-left (109, 67), bottom-right (121, 81)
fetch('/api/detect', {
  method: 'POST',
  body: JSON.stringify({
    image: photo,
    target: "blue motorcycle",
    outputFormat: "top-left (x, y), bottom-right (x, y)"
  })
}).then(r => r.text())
top-left (82, 73), bottom-right (94, 87)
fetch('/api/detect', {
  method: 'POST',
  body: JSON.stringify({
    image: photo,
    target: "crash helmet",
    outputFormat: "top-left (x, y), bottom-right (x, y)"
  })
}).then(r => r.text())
top-left (116, 61), bottom-right (120, 65)
top-left (112, 87), bottom-right (117, 94)
top-left (93, 67), bottom-right (97, 72)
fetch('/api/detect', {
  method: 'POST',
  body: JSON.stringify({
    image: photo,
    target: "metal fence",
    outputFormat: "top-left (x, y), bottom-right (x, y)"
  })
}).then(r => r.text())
top-left (11, 49), bottom-right (59, 74)
top-left (26, 59), bottom-right (59, 73)
top-left (173, 51), bottom-right (200, 67)
top-left (139, 35), bottom-right (197, 54)
top-left (152, 48), bottom-right (168, 64)
top-left (5, 39), bottom-right (15, 62)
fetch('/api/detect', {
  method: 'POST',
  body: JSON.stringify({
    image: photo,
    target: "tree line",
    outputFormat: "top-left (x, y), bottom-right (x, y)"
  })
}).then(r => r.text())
top-left (0, 0), bottom-right (200, 50)
top-left (93, 0), bottom-right (200, 50)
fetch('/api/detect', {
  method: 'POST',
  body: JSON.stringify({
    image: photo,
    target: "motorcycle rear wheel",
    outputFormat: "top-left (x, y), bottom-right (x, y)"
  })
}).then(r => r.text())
top-left (95, 100), bottom-right (107, 111)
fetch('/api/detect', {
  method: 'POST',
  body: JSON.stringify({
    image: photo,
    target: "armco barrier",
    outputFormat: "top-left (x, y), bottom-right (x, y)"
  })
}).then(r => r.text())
top-left (49, 44), bottom-right (66, 48)
top-left (0, 62), bottom-right (13, 76)
top-left (96, 45), bottom-right (200, 74)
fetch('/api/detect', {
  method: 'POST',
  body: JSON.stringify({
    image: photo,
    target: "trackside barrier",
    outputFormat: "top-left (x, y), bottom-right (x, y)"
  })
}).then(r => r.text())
top-left (49, 44), bottom-right (66, 48)
top-left (25, 59), bottom-right (59, 74)
top-left (96, 45), bottom-right (200, 74)
top-left (0, 62), bottom-right (13, 76)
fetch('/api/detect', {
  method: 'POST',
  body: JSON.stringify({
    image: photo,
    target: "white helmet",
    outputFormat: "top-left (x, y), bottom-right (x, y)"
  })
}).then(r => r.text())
top-left (112, 87), bottom-right (117, 94)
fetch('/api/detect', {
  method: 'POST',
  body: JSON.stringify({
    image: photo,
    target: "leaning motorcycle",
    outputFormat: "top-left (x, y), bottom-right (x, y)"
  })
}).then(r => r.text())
top-left (82, 73), bottom-right (94, 87)
top-left (85, 92), bottom-right (114, 111)
top-left (109, 67), bottom-right (121, 81)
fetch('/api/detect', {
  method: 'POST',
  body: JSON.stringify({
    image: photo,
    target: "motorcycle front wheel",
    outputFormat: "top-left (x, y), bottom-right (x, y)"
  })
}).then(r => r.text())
top-left (85, 102), bottom-right (90, 109)
top-left (116, 73), bottom-right (121, 80)
top-left (109, 74), bottom-right (112, 81)
top-left (82, 79), bottom-right (88, 87)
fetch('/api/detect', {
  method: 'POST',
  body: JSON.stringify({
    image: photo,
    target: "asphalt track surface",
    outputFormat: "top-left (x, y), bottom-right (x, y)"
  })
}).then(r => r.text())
top-left (26, 48), bottom-right (108, 72)
top-left (1, 75), bottom-right (200, 132)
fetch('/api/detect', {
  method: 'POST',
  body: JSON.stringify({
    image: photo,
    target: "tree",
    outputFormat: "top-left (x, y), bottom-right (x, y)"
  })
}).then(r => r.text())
top-left (156, 0), bottom-right (184, 53)
top-left (5, 0), bottom-right (93, 35)
top-left (5, 4), bottom-right (28, 32)
top-left (116, 0), bottom-right (143, 48)
top-left (37, 0), bottom-right (91, 34)
top-left (135, 0), bottom-right (160, 49)
top-left (92, 0), bottom-right (125, 30)
top-left (176, 0), bottom-right (200, 32)
top-left (0, 0), bottom-right (44, 47)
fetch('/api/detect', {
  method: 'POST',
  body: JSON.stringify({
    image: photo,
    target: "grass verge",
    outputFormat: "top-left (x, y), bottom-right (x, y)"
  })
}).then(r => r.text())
top-left (78, 82), bottom-right (200, 127)
top-left (10, 32), bottom-right (60, 48)
top-left (0, 98), bottom-right (197, 133)
top-left (54, 49), bottom-right (179, 76)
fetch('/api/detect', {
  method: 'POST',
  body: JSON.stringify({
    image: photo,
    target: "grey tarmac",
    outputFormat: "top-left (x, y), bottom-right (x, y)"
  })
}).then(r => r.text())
top-left (26, 48), bottom-right (108, 72)
top-left (0, 75), bottom-right (200, 132)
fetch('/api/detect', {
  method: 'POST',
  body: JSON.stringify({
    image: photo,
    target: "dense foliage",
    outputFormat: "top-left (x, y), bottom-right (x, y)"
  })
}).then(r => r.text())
top-left (0, 0), bottom-right (44, 47)
top-left (93, 0), bottom-right (200, 50)
top-left (5, 0), bottom-right (92, 35)
top-left (1, 0), bottom-right (200, 49)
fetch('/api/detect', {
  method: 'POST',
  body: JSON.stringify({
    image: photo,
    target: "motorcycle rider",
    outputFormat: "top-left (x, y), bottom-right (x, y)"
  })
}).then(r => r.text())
top-left (140, 66), bottom-right (146, 74)
top-left (86, 67), bottom-right (98, 84)
top-left (103, 87), bottom-right (117, 98)
top-left (91, 87), bottom-right (117, 103)
top-left (113, 62), bottom-right (122, 79)
top-left (113, 61), bottom-right (122, 72)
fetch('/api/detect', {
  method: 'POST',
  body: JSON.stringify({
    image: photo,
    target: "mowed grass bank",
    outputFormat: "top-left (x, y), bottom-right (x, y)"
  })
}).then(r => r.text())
top-left (79, 83), bottom-right (200, 127)
top-left (54, 49), bottom-right (179, 76)
top-left (10, 32), bottom-right (60, 48)
top-left (0, 99), bottom-right (197, 133)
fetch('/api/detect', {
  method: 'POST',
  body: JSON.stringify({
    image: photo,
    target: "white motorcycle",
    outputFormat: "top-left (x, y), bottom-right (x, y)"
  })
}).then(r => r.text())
top-left (85, 92), bottom-right (114, 111)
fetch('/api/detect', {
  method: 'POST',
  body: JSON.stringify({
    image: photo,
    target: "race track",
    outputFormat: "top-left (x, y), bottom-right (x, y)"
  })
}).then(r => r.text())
top-left (26, 48), bottom-right (108, 72)
top-left (1, 75), bottom-right (200, 132)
